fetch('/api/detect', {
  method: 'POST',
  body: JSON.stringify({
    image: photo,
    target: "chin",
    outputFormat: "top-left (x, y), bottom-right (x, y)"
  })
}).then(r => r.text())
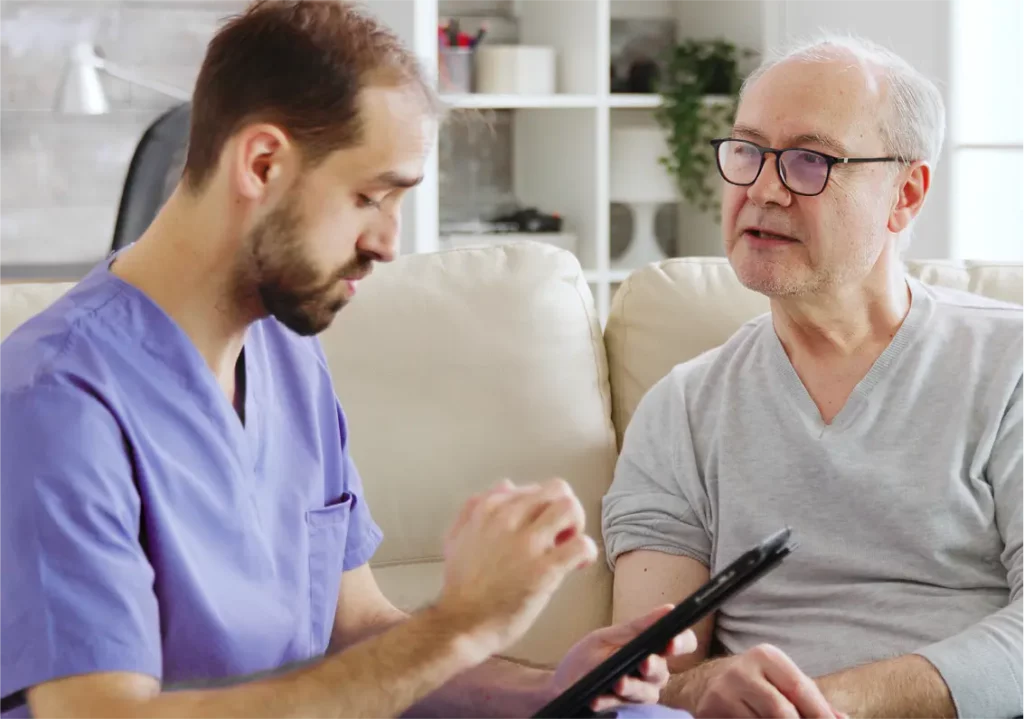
top-left (728, 245), bottom-right (810, 298)
top-left (261, 289), bottom-right (348, 337)
top-left (277, 306), bottom-right (345, 336)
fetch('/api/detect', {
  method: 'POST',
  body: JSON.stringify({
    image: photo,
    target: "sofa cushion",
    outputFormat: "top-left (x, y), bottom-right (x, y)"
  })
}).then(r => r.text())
top-left (320, 242), bottom-right (618, 663)
top-left (1, 281), bottom-right (76, 341)
top-left (604, 258), bottom-right (1024, 446)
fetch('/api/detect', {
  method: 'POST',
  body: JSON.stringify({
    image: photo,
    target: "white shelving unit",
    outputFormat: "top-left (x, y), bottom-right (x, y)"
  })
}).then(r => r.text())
top-left (369, 0), bottom-right (778, 323)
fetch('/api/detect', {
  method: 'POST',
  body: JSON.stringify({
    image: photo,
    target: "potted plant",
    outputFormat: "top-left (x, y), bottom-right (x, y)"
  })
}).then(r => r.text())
top-left (654, 39), bottom-right (756, 217)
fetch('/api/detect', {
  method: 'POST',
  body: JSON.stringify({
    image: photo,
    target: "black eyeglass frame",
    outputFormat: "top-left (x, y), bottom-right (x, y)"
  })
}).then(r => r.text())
top-left (709, 138), bottom-right (907, 197)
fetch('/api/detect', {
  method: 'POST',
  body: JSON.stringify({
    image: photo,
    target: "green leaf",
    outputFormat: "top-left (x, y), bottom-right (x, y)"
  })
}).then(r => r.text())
top-left (655, 37), bottom-right (754, 224)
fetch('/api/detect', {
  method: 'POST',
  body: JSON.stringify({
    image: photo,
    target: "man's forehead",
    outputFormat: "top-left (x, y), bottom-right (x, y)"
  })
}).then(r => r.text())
top-left (362, 85), bottom-right (434, 145)
top-left (731, 123), bottom-right (850, 155)
top-left (736, 56), bottom-right (886, 152)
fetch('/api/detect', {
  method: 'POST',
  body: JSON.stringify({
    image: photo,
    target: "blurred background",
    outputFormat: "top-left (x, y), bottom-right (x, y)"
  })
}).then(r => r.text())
top-left (1, 0), bottom-right (1021, 321)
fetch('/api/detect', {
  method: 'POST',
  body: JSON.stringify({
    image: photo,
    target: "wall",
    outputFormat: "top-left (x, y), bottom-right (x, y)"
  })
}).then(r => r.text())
top-left (0, 0), bottom-right (502, 276)
top-left (0, 1), bottom-right (248, 278)
top-left (777, 0), bottom-right (953, 260)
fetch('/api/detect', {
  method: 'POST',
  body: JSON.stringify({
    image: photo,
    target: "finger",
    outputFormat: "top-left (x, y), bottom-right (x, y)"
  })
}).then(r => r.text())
top-left (548, 532), bottom-right (598, 573)
top-left (698, 694), bottom-right (759, 719)
top-left (591, 695), bottom-right (622, 713)
top-left (528, 478), bottom-right (574, 526)
top-left (445, 493), bottom-right (482, 545)
top-left (613, 675), bottom-right (661, 704)
top-left (592, 604), bottom-right (673, 646)
top-left (666, 629), bottom-right (698, 657)
top-left (627, 604), bottom-right (674, 632)
top-left (500, 478), bottom-right (571, 532)
top-left (475, 481), bottom-right (523, 523)
top-left (757, 646), bottom-right (834, 718)
top-left (495, 478), bottom-right (516, 492)
top-left (737, 679), bottom-right (799, 719)
top-left (532, 488), bottom-right (586, 547)
top-left (637, 654), bottom-right (670, 687)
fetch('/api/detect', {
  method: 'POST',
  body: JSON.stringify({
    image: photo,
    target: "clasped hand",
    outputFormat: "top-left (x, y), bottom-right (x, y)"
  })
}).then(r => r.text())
top-left (436, 478), bottom-right (697, 713)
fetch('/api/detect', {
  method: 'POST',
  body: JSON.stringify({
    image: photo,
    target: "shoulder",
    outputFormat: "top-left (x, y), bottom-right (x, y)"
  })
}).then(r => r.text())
top-left (631, 314), bottom-right (771, 424)
top-left (915, 279), bottom-right (1022, 368)
top-left (660, 313), bottom-right (771, 398)
top-left (1, 274), bottom-right (129, 395)
top-left (918, 279), bottom-right (1022, 325)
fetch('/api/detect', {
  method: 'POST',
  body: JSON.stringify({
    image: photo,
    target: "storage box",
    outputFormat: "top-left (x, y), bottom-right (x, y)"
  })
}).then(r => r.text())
top-left (475, 45), bottom-right (557, 95)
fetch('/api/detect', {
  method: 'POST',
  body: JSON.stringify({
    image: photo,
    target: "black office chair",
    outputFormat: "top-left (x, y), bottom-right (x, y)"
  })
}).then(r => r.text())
top-left (110, 102), bottom-right (191, 252)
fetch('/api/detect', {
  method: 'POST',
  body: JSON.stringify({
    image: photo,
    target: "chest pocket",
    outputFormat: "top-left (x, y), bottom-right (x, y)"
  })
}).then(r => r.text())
top-left (306, 495), bottom-right (352, 655)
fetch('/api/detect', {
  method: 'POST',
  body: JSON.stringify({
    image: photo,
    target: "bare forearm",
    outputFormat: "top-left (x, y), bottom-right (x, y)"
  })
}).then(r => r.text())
top-left (332, 607), bottom-right (556, 718)
top-left (660, 658), bottom-right (728, 712)
top-left (33, 606), bottom-right (483, 719)
top-left (406, 655), bottom-right (554, 718)
top-left (816, 654), bottom-right (955, 719)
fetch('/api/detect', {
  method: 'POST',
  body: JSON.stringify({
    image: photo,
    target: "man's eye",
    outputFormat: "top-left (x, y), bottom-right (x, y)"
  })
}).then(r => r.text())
top-left (357, 194), bottom-right (380, 209)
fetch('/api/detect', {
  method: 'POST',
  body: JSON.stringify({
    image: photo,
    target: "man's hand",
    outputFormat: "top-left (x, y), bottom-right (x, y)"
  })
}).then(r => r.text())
top-left (553, 605), bottom-right (699, 713)
top-left (689, 645), bottom-right (844, 719)
top-left (434, 479), bottom-right (599, 663)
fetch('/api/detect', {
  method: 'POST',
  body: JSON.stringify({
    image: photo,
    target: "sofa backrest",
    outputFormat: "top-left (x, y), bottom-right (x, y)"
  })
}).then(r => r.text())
top-left (1, 281), bottom-right (77, 341)
top-left (319, 243), bottom-right (618, 663)
top-left (604, 258), bottom-right (1024, 446)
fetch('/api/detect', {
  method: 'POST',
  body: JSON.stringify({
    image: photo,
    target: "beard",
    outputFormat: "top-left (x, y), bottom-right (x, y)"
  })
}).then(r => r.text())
top-left (241, 194), bottom-right (371, 336)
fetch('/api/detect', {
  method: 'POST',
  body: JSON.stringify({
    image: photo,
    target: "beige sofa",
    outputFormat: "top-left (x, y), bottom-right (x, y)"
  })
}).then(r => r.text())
top-left (2, 242), bottom-right (1021, 667)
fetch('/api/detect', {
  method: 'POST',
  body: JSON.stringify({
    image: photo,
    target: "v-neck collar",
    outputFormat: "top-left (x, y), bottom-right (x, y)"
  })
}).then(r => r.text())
top-left (764, 277), bottom-right (930, 437)
top-left (89, 252), bottom-right (262, 463)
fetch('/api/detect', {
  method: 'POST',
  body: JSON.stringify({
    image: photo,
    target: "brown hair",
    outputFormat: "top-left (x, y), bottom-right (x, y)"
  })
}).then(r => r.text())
top-left (182, 0), bottom-right (439, 192)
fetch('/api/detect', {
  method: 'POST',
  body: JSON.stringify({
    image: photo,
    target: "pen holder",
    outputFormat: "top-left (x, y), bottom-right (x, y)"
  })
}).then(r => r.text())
top-left (439, 47), bottom-right (474, 93)
top-left (475, 45), bottom-right (556, 95)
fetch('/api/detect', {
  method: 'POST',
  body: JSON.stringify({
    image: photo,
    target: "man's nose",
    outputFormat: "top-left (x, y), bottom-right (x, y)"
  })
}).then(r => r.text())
top-left (747, 154), bottom-right (791, 207)
top-left (359, 212), bottom-right (399, 263)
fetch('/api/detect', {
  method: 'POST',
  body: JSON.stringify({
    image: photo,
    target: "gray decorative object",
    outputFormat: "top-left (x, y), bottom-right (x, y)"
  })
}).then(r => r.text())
top-left (610, 18), bottom-right (677, 94)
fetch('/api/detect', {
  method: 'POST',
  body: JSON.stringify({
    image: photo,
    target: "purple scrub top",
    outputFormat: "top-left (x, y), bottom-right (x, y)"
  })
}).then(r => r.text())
top-left (613, 706), bottom-right (694, 719)
top-left (1, 258), bottom-right (383, 716)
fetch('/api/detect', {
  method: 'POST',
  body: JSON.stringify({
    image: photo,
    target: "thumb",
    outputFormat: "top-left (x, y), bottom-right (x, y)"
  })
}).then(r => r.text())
top-left (628, 604), bottom-right (675, 631)
top-left (598, 605), bottom-right (674, 645)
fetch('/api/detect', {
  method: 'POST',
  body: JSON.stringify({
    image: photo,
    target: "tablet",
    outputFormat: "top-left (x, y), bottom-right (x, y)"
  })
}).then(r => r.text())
top-left (532, 527), bottom-right (798, 719)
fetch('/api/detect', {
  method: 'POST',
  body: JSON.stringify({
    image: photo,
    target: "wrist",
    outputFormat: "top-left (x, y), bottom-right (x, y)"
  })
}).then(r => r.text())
top-left (664, 658), bottom-right (720, 711)
top-left (423, 601), bottom-right (501, 668)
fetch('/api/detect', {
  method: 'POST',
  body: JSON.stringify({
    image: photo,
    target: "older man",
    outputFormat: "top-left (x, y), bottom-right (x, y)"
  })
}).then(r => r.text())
top-left (603, 35), bottom-right (1022, 719)
top-left (0, 2), bottom-right (693, 718)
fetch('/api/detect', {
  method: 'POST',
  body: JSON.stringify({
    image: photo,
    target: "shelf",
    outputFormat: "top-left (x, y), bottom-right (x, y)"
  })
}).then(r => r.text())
top-left (442, 94), bottom-right (601, 109)
top-left (606, 94), bottom-right (735, 109)
top-left (607, 94), bottom-right (663, 109)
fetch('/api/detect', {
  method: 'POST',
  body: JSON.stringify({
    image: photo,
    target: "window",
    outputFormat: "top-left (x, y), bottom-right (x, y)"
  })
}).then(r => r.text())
top-left (950, 0), bottom-right (1023, 261)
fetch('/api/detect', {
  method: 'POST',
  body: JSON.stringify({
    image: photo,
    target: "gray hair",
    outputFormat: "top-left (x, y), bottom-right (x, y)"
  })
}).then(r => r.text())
top-left (740, 33), bottom-right (946, 167)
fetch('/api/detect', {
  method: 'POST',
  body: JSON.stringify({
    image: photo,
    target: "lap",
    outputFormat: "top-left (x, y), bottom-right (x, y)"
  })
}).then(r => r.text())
top-left (598, 708), bottom-right (692, 719)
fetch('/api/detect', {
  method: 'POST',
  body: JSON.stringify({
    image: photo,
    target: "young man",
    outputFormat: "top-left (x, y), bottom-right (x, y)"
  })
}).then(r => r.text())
top-left (1, 2), bottom-right (696, 717)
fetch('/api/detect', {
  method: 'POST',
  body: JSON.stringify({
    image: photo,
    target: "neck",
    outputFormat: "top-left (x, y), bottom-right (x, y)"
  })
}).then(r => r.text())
top-left (111, 183), bottom-right (259, 383)
top-left (771, 255), bottom-right (911, 359)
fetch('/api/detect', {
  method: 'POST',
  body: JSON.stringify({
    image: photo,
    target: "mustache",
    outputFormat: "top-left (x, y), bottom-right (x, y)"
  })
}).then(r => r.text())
top-left (739, 216), bottom-right (800, 235)
top-left (332, 254), bottom-right (374, 282)
top-left (291, 253), bottom-right (374, 303)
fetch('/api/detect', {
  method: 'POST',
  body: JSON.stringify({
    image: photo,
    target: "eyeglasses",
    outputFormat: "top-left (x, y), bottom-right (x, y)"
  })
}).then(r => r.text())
top-left (709, 138), bottom-right (904, 196)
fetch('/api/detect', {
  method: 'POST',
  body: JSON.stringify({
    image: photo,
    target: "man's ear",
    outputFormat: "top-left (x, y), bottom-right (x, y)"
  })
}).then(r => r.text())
top-left (232, 123), bottom-right (295, 203)
top-left (887, 161), bottom-right (931, 234)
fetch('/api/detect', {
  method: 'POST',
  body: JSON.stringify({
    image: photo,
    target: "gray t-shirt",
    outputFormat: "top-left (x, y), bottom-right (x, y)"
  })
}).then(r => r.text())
top-left (602, 276), bottom-right (1022, 718)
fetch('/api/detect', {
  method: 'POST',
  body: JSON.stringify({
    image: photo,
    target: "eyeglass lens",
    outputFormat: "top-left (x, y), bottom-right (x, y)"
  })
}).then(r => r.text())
top-left (716, 140), bottom-right (830, 195)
